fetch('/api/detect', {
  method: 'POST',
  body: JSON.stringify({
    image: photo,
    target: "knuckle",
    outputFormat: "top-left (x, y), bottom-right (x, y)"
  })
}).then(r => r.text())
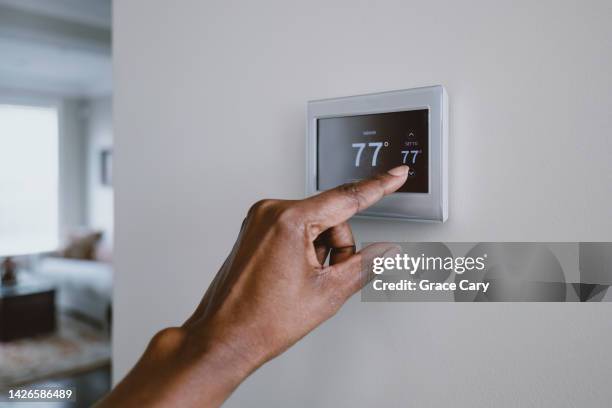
top-left (338, 181), bottom-right (359, 195)
top-left (248, 199), bottom-right (275, 216)
top-left (248, 199), bottom-right (306, 235)
top-left (275, 205), bottom-right (302, 229)
top-left (372, 174), bottom-right (387, 191)
top-left (337, 182), bottom-right (365, 212)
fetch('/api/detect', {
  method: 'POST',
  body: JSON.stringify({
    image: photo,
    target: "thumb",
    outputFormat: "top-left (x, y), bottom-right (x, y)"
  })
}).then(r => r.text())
top-left (332, 242), bottom-right (402, 299)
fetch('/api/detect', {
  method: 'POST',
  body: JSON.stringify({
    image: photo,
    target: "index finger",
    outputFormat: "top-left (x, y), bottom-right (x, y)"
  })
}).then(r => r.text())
top-left (301, 165), bottom-right (409, 235)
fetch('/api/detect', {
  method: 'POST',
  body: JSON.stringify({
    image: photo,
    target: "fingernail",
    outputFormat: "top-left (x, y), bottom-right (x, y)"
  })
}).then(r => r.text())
top-left (387, 165), bottom-right (409, 176)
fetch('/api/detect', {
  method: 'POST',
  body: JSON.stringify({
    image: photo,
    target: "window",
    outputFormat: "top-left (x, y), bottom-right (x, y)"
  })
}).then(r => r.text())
top-left (0, 104), bottom-right (59, 256)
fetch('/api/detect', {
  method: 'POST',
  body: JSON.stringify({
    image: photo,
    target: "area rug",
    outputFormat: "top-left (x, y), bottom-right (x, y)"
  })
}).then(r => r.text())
top-left (0, 314), bottom-right (111, 389)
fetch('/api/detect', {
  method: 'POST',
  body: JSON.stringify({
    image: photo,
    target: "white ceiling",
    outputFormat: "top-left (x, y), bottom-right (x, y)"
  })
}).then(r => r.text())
top-left (0, 0), bottom-right (112, 98)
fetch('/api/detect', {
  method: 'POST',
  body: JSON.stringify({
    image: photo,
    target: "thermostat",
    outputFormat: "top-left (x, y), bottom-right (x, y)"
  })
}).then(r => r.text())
top-left (306, 85), bottom-right (448, 222)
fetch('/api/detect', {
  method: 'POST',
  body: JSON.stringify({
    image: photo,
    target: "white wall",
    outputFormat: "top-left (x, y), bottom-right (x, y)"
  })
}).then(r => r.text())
top-left (85, 96), bottom-right (113, 244)
top-left (113, 1), bottom-right (612, 406)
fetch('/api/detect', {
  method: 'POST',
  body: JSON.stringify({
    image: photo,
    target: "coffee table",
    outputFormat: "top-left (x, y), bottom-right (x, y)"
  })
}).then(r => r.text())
top-left (0, 273), bottom-right (56, 342)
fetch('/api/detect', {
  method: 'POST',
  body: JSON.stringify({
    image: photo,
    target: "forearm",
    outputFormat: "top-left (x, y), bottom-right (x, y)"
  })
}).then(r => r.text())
top-left (95, 327), bottom-right (257, 408)
top-left (96, 168), bottom-right (408, 407)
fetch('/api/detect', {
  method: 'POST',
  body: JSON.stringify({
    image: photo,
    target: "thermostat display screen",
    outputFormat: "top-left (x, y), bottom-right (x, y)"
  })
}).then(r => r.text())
top-left (317, 109), bottom-right (429, 193)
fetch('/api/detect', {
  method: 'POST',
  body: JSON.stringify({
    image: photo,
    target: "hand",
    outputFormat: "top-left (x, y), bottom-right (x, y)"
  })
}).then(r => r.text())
top-left (96, 165), bottom-right (409, 408)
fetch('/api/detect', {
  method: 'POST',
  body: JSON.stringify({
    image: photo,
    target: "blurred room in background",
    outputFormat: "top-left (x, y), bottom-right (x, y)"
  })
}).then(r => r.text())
top-left (0, 1), bottom-right (112, 406)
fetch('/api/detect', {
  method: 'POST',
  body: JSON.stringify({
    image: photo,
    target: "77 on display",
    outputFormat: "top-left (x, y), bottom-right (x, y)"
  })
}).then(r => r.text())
top-left (351, 142), bottom-right (421, 167)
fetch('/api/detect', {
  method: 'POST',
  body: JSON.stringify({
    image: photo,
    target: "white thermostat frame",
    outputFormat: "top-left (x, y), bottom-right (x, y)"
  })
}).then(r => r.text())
top-left (306, 85), bottom-right (448, 222)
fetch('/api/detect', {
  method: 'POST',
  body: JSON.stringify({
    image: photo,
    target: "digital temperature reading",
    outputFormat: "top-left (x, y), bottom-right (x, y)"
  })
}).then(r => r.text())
top-left (317, 109), bottom-right (429, 193)
top-left (307, 86), bottom-right (448, 221)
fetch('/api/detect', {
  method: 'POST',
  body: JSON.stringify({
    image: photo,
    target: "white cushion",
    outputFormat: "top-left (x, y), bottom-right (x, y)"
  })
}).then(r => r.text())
top-left (35, 257), bottom-right (113, 326)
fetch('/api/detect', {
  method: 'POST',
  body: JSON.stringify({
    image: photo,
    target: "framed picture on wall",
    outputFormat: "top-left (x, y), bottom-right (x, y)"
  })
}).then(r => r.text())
top-left (101, 149), bottom-right (113, 186)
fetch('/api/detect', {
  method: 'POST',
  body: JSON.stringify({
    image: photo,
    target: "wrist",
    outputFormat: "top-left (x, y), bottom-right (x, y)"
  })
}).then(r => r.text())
top-left (143, 326), bottom-right (261, 406)
top-left (182, 324), bottom-right (267, 380)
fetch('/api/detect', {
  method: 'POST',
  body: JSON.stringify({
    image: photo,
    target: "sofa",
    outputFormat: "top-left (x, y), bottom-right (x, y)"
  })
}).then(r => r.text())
top-left (36, 255), bottom-right (113, 329)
